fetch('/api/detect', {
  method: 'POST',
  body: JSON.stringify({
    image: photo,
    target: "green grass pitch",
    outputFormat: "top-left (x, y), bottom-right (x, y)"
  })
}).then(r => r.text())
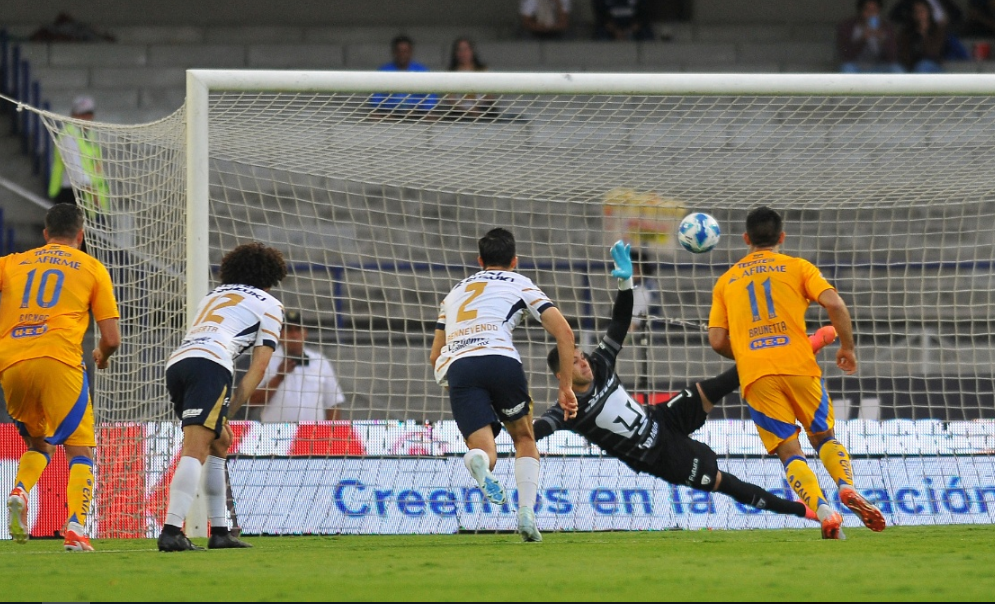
top-left (2, 525), bottom-right (993, 601)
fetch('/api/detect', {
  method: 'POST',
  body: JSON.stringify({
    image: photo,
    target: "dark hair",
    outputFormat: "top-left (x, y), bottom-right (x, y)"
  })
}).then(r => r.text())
top-left (392, 35), bottom-right (413, 49)
top-left (548, 346), bottom-right (583, 375)
top-left (219, 242), bottom-right (288, 290)
top-left (547, 347), bottom-right (560, 374)
top-left (909, 0), bottom-right (936, 23)
top-left (856, 0), bottom-right (881, 11)
top-left (45, 203), bottom-right (84, 238)
top-left (449, 37), bottom-right (486, 71)
top-left (478, 227), bottom-right (516, 268)
top-left (745, 206), bottom-right (783, 248)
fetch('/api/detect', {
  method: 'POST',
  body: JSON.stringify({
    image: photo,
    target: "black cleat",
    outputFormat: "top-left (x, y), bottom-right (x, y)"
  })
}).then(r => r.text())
top-left (208, 532), bottom-right (253, 549)
top-left (157, 530), bottom-right (204, 552)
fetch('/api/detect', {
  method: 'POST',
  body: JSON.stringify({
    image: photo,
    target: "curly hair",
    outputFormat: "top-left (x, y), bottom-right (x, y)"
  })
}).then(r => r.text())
top-left (218, 242), bottom-right (287, 290)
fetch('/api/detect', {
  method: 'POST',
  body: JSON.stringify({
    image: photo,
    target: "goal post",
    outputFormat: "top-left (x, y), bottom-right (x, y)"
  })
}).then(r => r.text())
top-left (25, 70), bottom-right (995, 538)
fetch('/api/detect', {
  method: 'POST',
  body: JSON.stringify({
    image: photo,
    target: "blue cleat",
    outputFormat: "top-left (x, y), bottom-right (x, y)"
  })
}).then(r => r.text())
top-left (468, 454), bottom-right (506, 506)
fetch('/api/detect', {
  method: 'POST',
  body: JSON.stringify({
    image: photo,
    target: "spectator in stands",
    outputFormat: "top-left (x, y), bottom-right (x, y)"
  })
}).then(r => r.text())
top-left (890, 0), bottom-right (962, 30)
top-left (248, 310), bottom-right (346, 422)
top-left (443, 38), bottom-right (497, 120)
top-left (897, 0), bottom-right (947, 72)
top-left (368, 35), bottom-right (440, 117)
top-left (962, 0), bottom-right (995, 37)
top-left (890, 0), bottom-right (969, 60)
top-left (520, 0), bottom-right (572, 40)
top-left (48, 95), bottom-right (109, 211)
top-left (836, 0), bottom-right (905, 73)
top-left (592, 0), bottom-right (655, 41)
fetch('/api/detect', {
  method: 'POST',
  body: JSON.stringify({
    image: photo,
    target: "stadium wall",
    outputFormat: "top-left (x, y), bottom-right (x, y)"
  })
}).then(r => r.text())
top-left (6, 1), bottom-right (535, 28)
top-left (6, 0), bottom-right (849, 29)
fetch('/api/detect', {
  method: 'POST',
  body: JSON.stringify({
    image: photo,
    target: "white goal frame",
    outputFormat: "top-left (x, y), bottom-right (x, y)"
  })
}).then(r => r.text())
top-left (183, 68), bottom-right (995, 313)
top-left (176, 70), bottom-right (995, 536)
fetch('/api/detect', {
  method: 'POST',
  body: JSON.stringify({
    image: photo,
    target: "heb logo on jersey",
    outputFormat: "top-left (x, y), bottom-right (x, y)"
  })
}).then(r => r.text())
top-left (11, 324), bottom-right (47, 338)
top-left (749, 335), bottom-right (788, 350)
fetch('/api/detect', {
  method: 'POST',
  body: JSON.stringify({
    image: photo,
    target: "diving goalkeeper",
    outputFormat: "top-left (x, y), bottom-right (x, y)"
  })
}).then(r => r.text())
top-left (535, 240), bottom-right (837, 523)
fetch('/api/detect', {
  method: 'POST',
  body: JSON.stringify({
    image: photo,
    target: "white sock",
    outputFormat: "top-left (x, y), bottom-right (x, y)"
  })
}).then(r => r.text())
top-left (515, 456), bottom-right (540, 510)
top-left (464, 449), bottom-right (490, 484)
top-left (204, 455), bottom-right (228, 530)
top-left (164, 456), bottom-right (203, 529)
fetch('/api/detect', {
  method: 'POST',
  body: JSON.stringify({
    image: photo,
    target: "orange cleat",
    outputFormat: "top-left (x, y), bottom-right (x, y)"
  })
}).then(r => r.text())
top-left (809, 325), bottom-right (837, 353)
top-left (64, 527), bottom-right (95, 551)
top-left (820, 510), bottom-right (845, 540)
top-left (840, 487), bottom-right (886, 532)
top-left (804, 506), bottom-right (819, 523)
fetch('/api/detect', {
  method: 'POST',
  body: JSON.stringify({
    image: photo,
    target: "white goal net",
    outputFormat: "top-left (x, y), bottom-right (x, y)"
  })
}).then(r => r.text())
top-left (27, 71), bottom-right (995, 538)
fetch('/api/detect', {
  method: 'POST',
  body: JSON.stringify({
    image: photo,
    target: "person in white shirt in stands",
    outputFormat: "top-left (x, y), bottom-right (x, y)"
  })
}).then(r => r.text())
top-left (250, 310), bottom-right (345, 422)
top-left (520, 0), bottom-right (572, 39)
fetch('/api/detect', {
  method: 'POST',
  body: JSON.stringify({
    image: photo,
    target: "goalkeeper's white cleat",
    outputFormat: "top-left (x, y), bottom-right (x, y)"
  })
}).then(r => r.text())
top-left (517, 507), bottom-right (542, 543)
top-left (468, 454), bottom-right (506, 506)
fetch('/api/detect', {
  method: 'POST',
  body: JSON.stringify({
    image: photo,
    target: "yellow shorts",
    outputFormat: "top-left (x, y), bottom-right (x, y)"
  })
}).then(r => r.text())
top-left (742, 375), bottom-right (835, 454)
top-left (0, 357), bottom-right (95, 447)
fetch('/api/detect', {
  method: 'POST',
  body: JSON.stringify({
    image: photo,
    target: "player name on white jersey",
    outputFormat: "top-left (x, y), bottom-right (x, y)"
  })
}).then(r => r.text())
top-left (433, 270), bottom-right (554, 383)
top-left (167, 283), bottom-right (284, 374)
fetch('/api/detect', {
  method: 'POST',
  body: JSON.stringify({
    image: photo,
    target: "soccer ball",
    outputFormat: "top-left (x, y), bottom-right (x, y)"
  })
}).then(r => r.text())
top-left (677, 212), bottom-right (721, 254)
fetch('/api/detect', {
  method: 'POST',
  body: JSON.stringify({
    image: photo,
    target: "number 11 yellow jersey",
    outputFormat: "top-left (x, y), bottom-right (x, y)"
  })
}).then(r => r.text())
top-left (708, 249), bottom-right (834, 390)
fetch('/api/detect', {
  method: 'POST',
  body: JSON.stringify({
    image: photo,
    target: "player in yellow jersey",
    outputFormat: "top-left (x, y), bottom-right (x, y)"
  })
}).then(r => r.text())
top-left (708, 206), bottom-right (885, 540)
top-left (0, 204), bottom-right (120, 551)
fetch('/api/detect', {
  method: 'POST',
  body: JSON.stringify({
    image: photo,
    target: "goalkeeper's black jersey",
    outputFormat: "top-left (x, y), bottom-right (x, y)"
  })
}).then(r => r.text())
top-left (534, 288), bottom-right (664, 467)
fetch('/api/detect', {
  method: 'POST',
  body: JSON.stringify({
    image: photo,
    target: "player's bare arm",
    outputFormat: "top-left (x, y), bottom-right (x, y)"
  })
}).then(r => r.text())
top-left (93, 317), bottom-right (121, 369)
top-left (429, 328), bottom-right (445, 366)
top-left (248, 356), bottom-right (300, 407)
top-left (817, 288), bottom-right (857, 375)
top-left (230, 344), bottom-right (276, 415)
top-left (709, 327), bottom-right (734, 359)
top-left (541, 307), bottom-right (577, 419)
